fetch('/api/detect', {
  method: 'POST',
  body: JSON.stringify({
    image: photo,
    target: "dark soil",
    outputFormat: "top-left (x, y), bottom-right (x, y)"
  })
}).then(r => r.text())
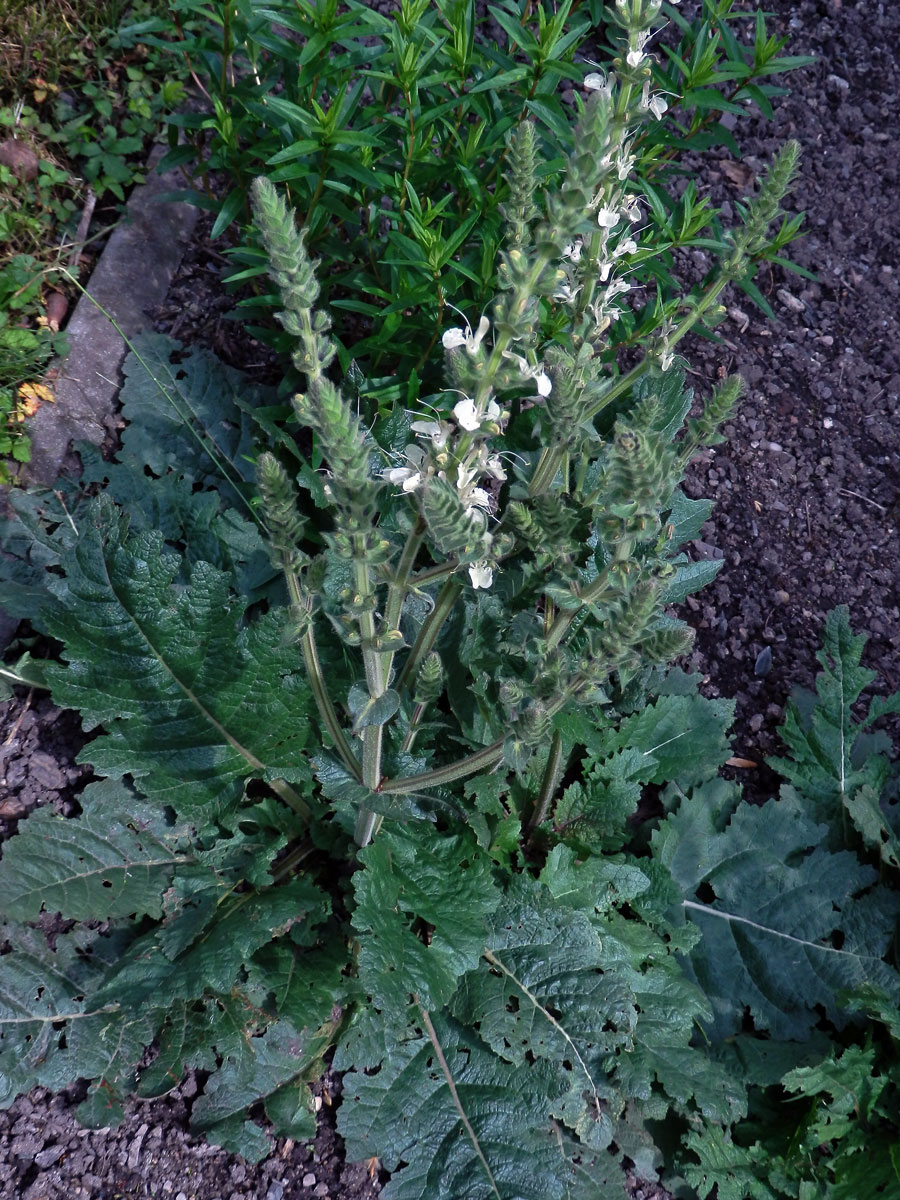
top-left (1, 0), bottom-right (898, 1196)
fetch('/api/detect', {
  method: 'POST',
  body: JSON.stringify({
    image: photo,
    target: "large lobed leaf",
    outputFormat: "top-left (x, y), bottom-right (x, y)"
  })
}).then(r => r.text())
top-left (41, 494), bottom-right (315, 824)
top-left (654, 785), bottom-right (900, 1040)
top-left (0, 778), bottom-right (190, 921)
top-left (769, 605), bottom-right (900, 838)
top-left (339, 1013), bottom-right (631, 1200)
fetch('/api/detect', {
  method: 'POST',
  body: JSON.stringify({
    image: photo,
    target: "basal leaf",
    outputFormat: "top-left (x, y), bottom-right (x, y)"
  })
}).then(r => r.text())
top-left (682, 1125), bottom-right (784, 1200)
top-left (615, 692), bottom-right (735, 788)
top-left (654, 787), bottom-right (900, 1039)
top-left (0, 923), bottom-right (132, 1105)
top-left (118, 332), bottom-right (270, 502)
top-left (769, 605), bottom-right (899, 831)
top-left (452, 880), bottom-right (639, 1149)
top-left (339, 1013), bottom-right (598, 1200)
top-left (352, 824), bottom-right (502, 1022)
top-left (43, 495), bottom-right (315, 823)
top-left (0, 779), bottom-right (190, 921)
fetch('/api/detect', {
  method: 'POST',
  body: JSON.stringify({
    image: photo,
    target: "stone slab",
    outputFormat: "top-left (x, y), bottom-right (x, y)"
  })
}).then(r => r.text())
top-left (0, 142), bottom-right (199, 649)
top-left (24, 142), bottom-right (199, 485)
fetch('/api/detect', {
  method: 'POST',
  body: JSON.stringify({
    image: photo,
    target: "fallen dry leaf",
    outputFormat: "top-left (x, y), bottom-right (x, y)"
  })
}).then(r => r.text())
top-left (725, 757), bottom-right (758, 769)
top-left (719, 159), bottom-right (754, 188)
top-left (0, 138), bottom-right (39, 182)
top-left (15, 381), bottom-right (55, 420)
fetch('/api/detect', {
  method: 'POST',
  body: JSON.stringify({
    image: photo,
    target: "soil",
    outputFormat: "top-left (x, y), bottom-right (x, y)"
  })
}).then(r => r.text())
top-left (1, 0), bottom-right (898, 1197)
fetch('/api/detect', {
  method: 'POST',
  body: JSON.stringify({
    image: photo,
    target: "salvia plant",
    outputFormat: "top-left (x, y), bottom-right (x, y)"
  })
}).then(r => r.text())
top-left (1, 3), bottom-right (898, 1198)
top-left (136, 0), bottom-right (812, 404)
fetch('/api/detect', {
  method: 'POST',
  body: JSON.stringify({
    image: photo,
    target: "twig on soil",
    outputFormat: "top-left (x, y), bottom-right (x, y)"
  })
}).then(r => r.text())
top-left (2, 688), bottom-right (33, 748)
top-left (838, 488), bottom-right (886, 513)
top-left (68, 187), bottom-right (97, 269)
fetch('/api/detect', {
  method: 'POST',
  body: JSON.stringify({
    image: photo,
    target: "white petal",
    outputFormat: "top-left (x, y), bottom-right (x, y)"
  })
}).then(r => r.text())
top-left (410, 419), bottom-right (441, 436)
top-left (383, 467), bottom-right (416, 485)
top-left (583, 72), bottom-right (607, 91)
top-left (401, 472), bottom-right (423, 492)
top-left (485, 455), bottom-right (507, 481)
top-left (597, 206), bottom-right (620, 229)
top-left (536, 371), bottom-right (552, 397)
top-left (484, 399), bottom-right (501, 423)
top-left (468, 561), bottom-right (494, 589)
top-left (453, 397), bottom-right (481, 431)
top-left (626, 48), bottom-right (644, 68)
top-left (442, 327), bottom-right (468, 349)
top-left (467, 487), bottom-right (492, 511)
top-left (649, 95), bottom-right (668, 120)
top-left (469, 314), bottom-right (491, 352)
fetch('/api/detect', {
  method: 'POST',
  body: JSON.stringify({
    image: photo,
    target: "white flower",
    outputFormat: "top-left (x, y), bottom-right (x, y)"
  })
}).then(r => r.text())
top-left (382, 466), bottom-right (422, 492)
top-left (484, 398), bottom-right (501, 424)
top-left (553, 281), bottom-right (579, 304)
top-left (605, 278), bottom-right (632, 301)
top-left (583, 71), bottom-right (612, 98)
top-left (639, 80), bottom-right (669, 121)
top-left (659, 348), bottom-right (674, 372)
top-left (466, 487), bottom-right (492, 514)
top-left (597, 205), bottom-right (620, 229)
top-left (381, 444), bottom-right (426, 492)
top-left (410, 418), bottom-right (451, 450)
top-left (598, 261), bottom-right (613, 283)
top-left (613, 237), bottom-right (638, 259)
top-left (457, 462), bottom-right (477, 490)
top-left (502, 351), bottom-right (552, 396)
top-left (453, 397), bottom-right (481, 431)
top-left (441, 313), bottom-right (490, 354)
top-left (485, 455), bottom-right (507, 481)
top-left (626, 31), bottom-right (652, 70)
top-left (621, 197), bottom-right (641, 223)
top-left (562, 239), bottom-right (583, 263)
top-left (616, 146), bottom-right (636, 181)
top-left (468, 560), bottom-right (494, 589)
top-left (649, 94), bottom-right (668, 120)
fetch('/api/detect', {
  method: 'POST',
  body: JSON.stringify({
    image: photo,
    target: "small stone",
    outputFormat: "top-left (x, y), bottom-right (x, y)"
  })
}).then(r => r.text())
top-left (266, 1184), bottom-right (285, 1200)
top-left (775, 590), bottom-right (790, 605)
top-left (754, 645), bottom-right (773, 677)
top-left (35, 1144), bottom-right (66, 1168)
top-left (175, 1193), bottom-right (188, 1200)
top-left (823, 416), bottom-right (834, 429)
top-left (27, 751), bottom-right (66, 790)
top-left (749, 714), bottom-right (764, 733)
top-left (314, 1186), bottom-right (329, 1198)
top-left (303, 1173), bottom-right (317, 1188)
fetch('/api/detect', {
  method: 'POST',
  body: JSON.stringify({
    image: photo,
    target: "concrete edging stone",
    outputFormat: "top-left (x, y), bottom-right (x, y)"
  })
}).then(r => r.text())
top-left (0, 142), bottom-right (200, 647)
top-left (24, 142), bottom-right (200, 484)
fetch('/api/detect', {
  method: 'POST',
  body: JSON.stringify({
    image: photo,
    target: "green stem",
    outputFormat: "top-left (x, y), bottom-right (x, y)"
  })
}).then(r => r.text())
top-left (378, 738), bottom-right (505, 794)
top-left (526, 729), bottom-right (564, 834)
top-left (397, 90), bottom-right (417, 217)
top-left (396, 577), bottom-right (462, 695)
top-left (384, 515), bottom-right (427, 635)
top-left (401, 701), bottom-right (427, 755)
top-left (353, 543), bottom-right (386, 847)
top-left (289, 576), bottom-right (361, 783)
top-left (302, 145), bottom-right (330, 231)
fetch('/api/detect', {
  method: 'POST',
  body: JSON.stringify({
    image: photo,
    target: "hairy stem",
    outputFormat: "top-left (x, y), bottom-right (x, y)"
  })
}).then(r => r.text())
top-left (527, 729), bottom-right (564, 833)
